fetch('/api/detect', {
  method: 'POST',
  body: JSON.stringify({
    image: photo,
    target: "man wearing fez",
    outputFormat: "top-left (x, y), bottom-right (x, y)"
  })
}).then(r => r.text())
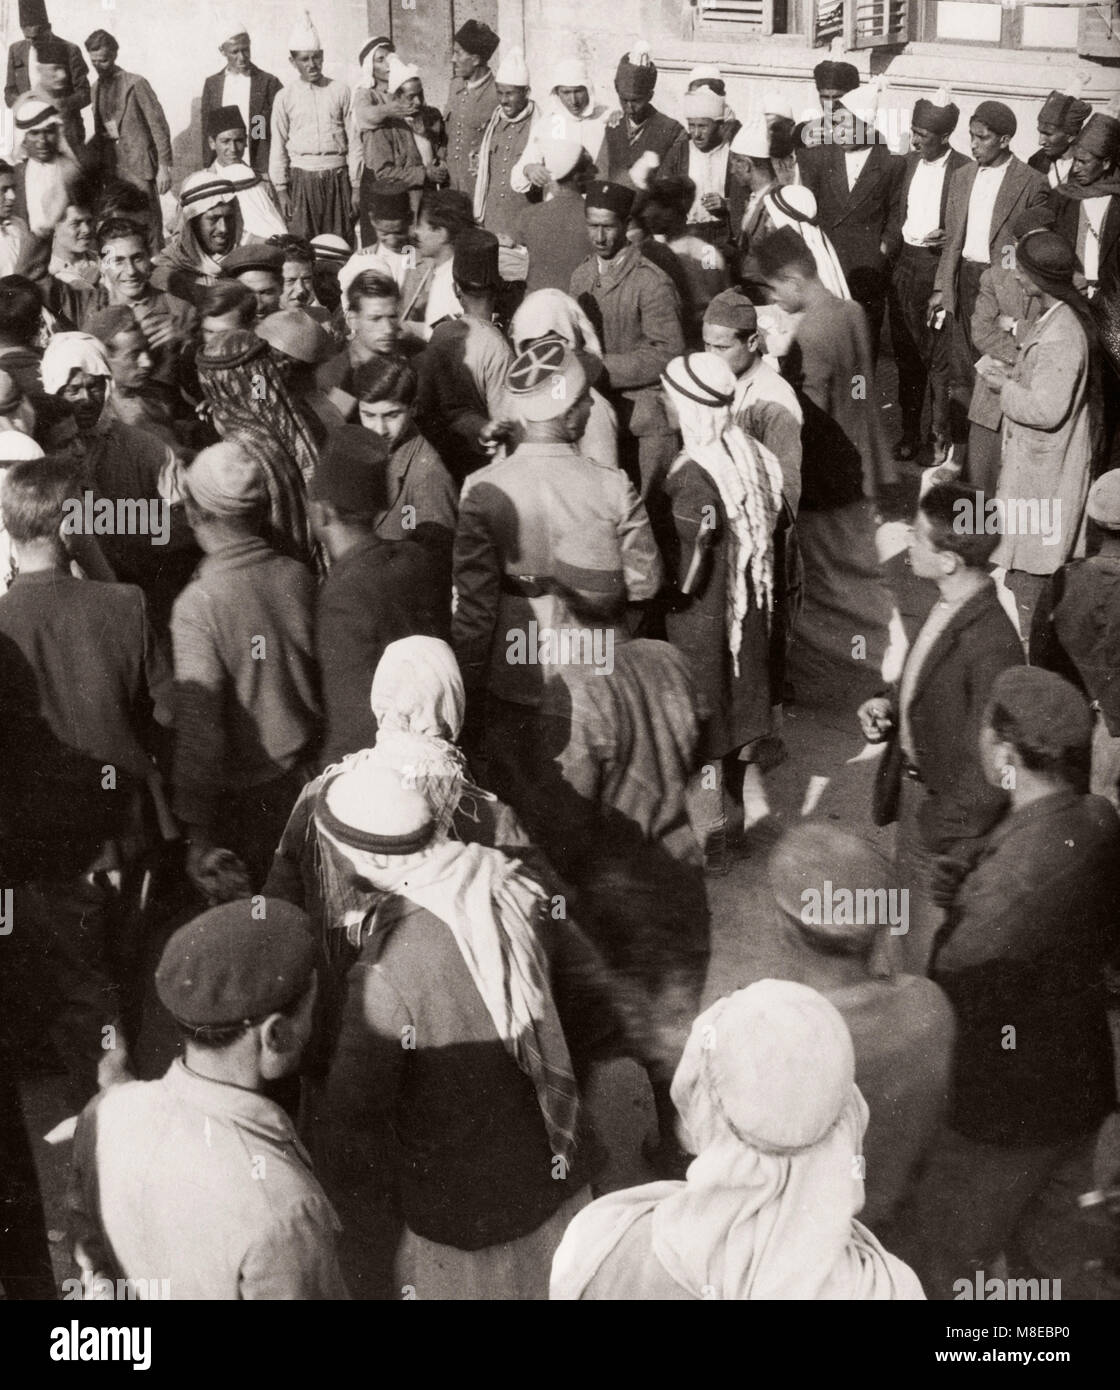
top-left (85, 32), bottom-right (173, 248)
top-left (795, 60), bottom-right (860, 149)
top-left (199, 26), bottom-right (283, 179)
top-left (1030, 84), bottom-right (1092, 189)
top-left (884, 89), bottom-right (971, 462)
top-left (799, 79), bottom-right (902, 356)
top-left (203, 106), bottom-right (287, 242)
top-left (570, 180), bottom-right (684, 498)
top-left (596, 43), bottom-right (689, 191)
top-left (4, 0), bottom-right (90, 130)
top-left (1049, 111), bottom-right (1120, 303)
top-left (445, 20), bottom-right (500, 198)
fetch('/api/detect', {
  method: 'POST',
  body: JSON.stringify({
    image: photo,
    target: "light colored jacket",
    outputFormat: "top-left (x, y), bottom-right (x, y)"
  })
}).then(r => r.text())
top-left (452, 439), bottom-right (663, 703)
top-left (68, 1058), bottom-right (348, 1300)
top-left (994, 301), bottom-right (1091, 575)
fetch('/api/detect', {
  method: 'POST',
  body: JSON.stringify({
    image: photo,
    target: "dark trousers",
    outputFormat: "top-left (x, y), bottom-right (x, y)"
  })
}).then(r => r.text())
top-left (847, 266), bottom-right (889, 360)
top-left (946, 259), bottom-right (987, 446)
top-left (617, 430), bottom-right (678, 502)
top-left (965, 420), bottom-right (1002, 494)
top-left (220, 765), bottom-right (313, 892)
top-left (0, 1068), bottom-right (55, 1299)
top-left (889, 244), bottom-right (949, 442)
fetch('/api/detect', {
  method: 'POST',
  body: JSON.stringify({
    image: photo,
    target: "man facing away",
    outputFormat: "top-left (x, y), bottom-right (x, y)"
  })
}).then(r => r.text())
top-left (69, 899), bottom-right (349, 1299)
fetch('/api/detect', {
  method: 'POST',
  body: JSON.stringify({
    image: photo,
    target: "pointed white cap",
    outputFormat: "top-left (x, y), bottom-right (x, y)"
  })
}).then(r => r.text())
top-left (386, 55), bottom-right (420, 93)
top-left (496, 46), bottom-right (529, 87)
top-left (288, 10), bottom-right (321, 53)
top-left (628, 40), bottom-right (652, 67)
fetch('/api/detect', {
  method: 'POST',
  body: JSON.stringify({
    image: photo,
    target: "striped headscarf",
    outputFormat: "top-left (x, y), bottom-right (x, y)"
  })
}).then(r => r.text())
top-left (663, 353), bottom-right (784, 677)
top-left (195, 330), bottom-right (319, 567)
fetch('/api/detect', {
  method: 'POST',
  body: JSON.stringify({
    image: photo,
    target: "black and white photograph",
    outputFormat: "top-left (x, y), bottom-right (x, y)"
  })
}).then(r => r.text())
top-left (0, 0), bottom-right (1117, 1355)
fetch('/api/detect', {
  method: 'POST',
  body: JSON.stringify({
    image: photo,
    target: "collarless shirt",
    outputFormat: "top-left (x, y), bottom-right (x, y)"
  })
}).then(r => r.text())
top-left (222, 70), bottom-right (252, 134)
top-left (902, 149), bottom-right (952, 246)
top-left (686, 140), bottom-right (731, 223)
top-left (843, 145), bottom-right (874, 191)
top-left (1081, 195), bottom-right (1110, 286)
top-left (1048, 155), bottom-right (1072, 189)
top-left (963, 159), bottom-right (1011, 264)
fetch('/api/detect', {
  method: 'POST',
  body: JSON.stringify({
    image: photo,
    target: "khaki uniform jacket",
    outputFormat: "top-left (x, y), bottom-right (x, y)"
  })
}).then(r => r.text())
top-left (452, 440), bottom-right (663, 704)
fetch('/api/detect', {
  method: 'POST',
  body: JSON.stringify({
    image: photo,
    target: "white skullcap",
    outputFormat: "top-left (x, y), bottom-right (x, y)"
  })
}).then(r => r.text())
top-left (553, 58), bottom-right (589, 90)
top-left (387, 54), bottom-right (420, 93)
top-left (730, 114), bottom-right (770, 158)
top-left (683, 87), bottom-right (725, 123)
top-left (539, 137), bottom-right (583, 181)
top-left (496, 47), bottom-right (530, 88)
top-left (221, 24), bottom-right (250, 43)
top-left (688, 63), bottom-right (723, 87)
top-left (287, 10), bottom-right (321, 52)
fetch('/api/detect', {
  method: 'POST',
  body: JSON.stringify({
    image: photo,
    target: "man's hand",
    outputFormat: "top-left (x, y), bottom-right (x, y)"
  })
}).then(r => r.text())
top-left (141, 313), bottom-right (177, 351)
top-left (701, 192), bottom-right (726, 214)
top-left (155, 164), bottom-right (172, 197)
top-left (494, 231), bottom-right (515, 248)
top-left (857, 696), bottom-right (895, 744)
top-left (997, 314), bottom-right (1017, 334)
top-left (523, 162), bottom-right (551, 188)
top-left (427, 162), bottom-right (450, 187)
top-left (381, 96), bottom-right (412, 122)
top-left (923, 228), bottom-right (947, 250)
top-left (977, 358), bottom-right (1010, 389)
top-left (927, 290), bottom-right (944, 315)
top-left (479, 418), bottom-right (516, 455)
top-left (606, 107), bottom-right (623, 129)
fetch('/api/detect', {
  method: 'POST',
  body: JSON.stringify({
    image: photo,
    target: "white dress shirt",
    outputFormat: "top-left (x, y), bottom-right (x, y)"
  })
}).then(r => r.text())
top-left (1047, 156), bottom-right (1072, 189)
top-left (222, 71), bottom-right (252, 135)
top-left (425, 258), bottom-right (462, 327)
top-left (687, 141), bottom-right (731, 223)
top-left (902, 150), bottom-right (952, 246)
top-left (844, 146), bottom-right (873, 191)
top-left (962, 159), bottom-right (1011, 265)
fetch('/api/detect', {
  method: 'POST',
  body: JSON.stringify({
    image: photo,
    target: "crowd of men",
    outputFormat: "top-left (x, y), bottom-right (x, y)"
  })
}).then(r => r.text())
top-left (0, 0), bottom-right (1119, 1302)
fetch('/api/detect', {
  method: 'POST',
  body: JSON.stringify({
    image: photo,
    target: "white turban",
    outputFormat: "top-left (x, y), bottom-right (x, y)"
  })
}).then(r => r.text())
top-left (552, 58), bottom-right (589, 91)
top-left (386, 54), bottom-right (420, 94)
top-left (683, 87), bottom-right (726, 123)
top-left (41, 333), bottom-right (111, 396)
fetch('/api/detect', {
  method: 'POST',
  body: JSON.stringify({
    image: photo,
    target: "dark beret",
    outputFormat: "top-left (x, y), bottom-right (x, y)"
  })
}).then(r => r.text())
top-left (310, 425), bottom-right (390, 512)
top-left (155, 899), bottom-right (316, 1028)
top-left (972, 100), bottom-right (1016, 139)
top-left (584, 180), bottom-right (636, 220)
top-left (988, 667), bottom-right (1092, 754)
top-left (221, 243), bottom-right (285, 279)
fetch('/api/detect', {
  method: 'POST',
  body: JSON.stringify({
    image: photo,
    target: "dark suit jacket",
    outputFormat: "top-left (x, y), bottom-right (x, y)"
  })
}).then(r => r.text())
top-left (92, 69), bottom-right (172, 185)
top-left (934, 155), bottom-right (1049, 306)
top-left (799, 141), bottom-right (903, 281)
top-left (4, 36), bottom-right (90, 112)
top-left (884, 148), bottom-right (973, 258)
top-left (199, 65), bottom-right (282, 176)
top-left (873, 579), bottom-right (1023, 854)
top-left (1049, 187), bottom-right (1120, 300)
top-left (596, 108), bottom-right (690, 190)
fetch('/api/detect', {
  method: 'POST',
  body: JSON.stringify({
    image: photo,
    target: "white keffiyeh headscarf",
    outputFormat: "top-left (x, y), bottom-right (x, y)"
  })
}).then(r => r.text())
top-left (763, 184), bottom-right (851, 301)
top-left (662, 353), bottom-right (784, 678)
top-left (551, 980), bottom-right (926, 1300)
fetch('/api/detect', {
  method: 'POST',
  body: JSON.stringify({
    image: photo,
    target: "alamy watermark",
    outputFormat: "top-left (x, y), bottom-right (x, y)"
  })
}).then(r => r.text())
top-left (800, 881), bottom-right (909, 936)
top-left (61, 492), bottom-right (170, 546)
top-left (952, 494), bottom-right (1062, 548)
top-left (506, 622), bottom-right (614, 676)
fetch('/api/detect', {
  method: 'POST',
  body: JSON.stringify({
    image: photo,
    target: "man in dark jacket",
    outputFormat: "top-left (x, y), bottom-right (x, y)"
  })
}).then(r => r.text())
top-left (894, 667), bottom-right (1120, 1299)
top-left (4, 0), bottom-right (90, 131)
top-left (0, 457), bottom-right (170, 1106)
top-left (1028, 87), bottom-right (1092, 189)
top-left (884, 91), bottom-right (972, 460)
top-left (198, 27), bottom-right (282, 178)
top-left (84, 32), bottom-right (172, 245)
top-left (858, 482), bottom-right (1023, 973)
top-left (800, 89), bottom-right (903, 355)
top-left (595, 44), bottom-right (688, 191)
top-left (308, 427), bottom-right (450, 765)
top-left (1049, 111), bottom-right (1120, 303)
